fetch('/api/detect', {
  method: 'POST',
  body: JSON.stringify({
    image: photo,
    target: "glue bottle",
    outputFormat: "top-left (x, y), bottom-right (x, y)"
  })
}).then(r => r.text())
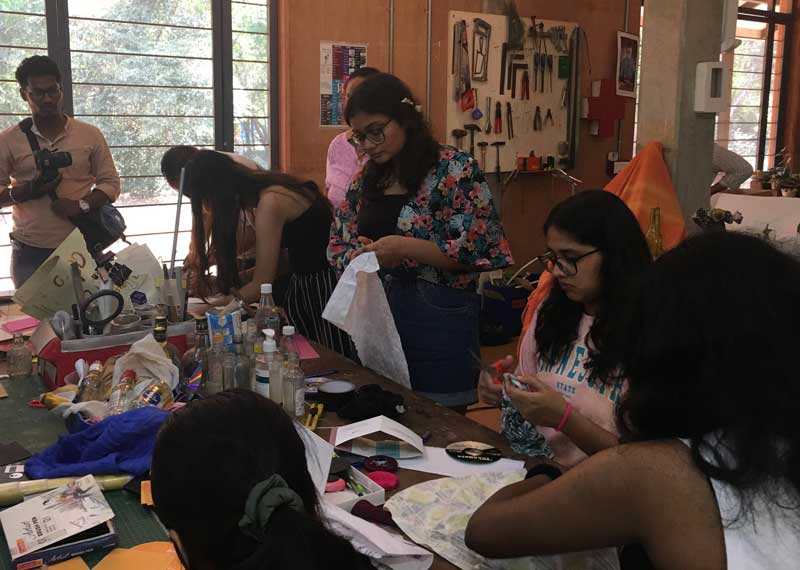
top-left (254, 329), bottom-right (278, 400)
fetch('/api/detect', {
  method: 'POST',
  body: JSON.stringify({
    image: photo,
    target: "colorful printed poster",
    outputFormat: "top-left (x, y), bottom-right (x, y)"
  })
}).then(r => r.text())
top-left (320, 42), bottom-right (368, 126)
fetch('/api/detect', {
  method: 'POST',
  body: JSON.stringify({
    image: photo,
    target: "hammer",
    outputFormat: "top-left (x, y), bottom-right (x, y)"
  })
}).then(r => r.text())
top-left (491, 141), bottom-right (505, 180)
top-left (477, 141), bottom-right (488, 171)
top-left (464, 124), bottom-right (481, 158)
top-left (451, 128), bottom-right (467, 150)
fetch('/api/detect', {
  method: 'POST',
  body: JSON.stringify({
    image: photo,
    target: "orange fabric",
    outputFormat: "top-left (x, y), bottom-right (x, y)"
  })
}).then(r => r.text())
top-left (518, 142), bottom-right (686, 353)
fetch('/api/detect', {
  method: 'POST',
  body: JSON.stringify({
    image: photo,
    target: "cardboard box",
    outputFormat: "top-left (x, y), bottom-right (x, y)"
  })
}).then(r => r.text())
top-left (32, 320), bottom-right (192, 390)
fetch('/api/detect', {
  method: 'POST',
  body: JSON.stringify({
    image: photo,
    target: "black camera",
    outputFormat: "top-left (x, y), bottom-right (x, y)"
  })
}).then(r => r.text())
top-left (33, 148), bottom-right (72, 183)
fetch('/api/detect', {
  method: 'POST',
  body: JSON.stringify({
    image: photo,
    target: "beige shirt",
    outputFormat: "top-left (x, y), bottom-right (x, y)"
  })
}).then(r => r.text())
top-left (0, 116), bottom-right (121, 248)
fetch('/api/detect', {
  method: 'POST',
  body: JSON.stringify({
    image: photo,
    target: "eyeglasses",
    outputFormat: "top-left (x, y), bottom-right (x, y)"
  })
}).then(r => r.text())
top-left (542, 249), bottom-right (599, 277)
top-left (348, 120), bottom-right (392, 148)
top-left (26, 86), bottom-right (62, 100)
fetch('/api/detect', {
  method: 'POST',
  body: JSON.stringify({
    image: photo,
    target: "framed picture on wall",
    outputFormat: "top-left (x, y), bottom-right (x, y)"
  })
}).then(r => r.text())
top-left (616, 31), bottom-right (639, 98)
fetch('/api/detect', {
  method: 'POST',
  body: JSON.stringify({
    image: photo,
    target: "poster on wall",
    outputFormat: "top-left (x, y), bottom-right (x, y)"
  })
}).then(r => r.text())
top-left (320, 41), bottom-right (368, 127)
top-left (616, 31), bottom-right (640, 98)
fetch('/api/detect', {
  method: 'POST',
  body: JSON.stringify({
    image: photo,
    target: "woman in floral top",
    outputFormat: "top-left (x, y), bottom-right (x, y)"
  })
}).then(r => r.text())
top-left (328, 73), bottom-right (513, 409)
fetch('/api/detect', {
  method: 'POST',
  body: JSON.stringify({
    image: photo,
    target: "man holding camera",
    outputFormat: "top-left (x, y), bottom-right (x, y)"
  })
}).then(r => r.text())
top-left (0, 56), bottom-right (120, 287)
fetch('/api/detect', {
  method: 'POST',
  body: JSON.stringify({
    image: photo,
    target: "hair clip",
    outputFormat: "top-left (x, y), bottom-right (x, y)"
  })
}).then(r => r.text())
top-left (401, 97), bottom-right (415, 107)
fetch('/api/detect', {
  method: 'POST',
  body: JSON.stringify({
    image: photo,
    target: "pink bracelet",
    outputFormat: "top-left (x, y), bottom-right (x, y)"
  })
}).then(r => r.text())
top-left (555, 402), bottom-right (573, 433)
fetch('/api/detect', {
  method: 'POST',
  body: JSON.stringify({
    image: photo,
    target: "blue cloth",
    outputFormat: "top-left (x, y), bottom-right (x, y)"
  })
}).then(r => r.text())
top-left (26, 406), bottom-right (170, 479)
top-left (385, 275), bottom-right (480, 405)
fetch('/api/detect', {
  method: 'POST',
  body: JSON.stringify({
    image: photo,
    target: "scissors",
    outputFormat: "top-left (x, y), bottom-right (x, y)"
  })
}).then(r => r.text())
top-left (469, 350), bottom-right (505, 385)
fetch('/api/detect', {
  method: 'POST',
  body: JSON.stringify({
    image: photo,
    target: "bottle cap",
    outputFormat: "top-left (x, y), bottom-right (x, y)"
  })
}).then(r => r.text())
top-left (282, 325), bottom-right (295, 336)
top-left (260, 283), bottom-right (273, 294)
top-left (263, 329), bottom-right (277, 353)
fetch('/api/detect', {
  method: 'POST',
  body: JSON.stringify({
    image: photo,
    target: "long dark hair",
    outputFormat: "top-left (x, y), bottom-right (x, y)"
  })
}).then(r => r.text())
top-left (185, 150), bottom-right (329, 295)
top-left (344, 73), bottom-right (439, 200)
top-left (616, 232), bottom-right (800, 517)
top-left (535, 191), bottom-right (651, 382)
top-left (151, 390), bottom-right (369, 570)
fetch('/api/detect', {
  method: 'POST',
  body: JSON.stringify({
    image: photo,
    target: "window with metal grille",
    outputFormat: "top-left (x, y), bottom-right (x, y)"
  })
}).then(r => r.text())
top-left (633, 0), bottom-right (792, 176)
top-left (0, 0), bottom-right (273, 292)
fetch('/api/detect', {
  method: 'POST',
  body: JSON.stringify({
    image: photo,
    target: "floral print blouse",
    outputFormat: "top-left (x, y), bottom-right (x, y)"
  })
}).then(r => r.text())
top-left (328, 146), bottom-right (513, 291)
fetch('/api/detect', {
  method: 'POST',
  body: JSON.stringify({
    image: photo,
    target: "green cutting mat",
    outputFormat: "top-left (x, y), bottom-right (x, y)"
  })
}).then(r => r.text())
top-left (0, 377), bottom-right (167, 570)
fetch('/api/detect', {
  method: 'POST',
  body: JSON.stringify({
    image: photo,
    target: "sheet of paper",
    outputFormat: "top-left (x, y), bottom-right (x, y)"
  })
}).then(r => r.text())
top-left (295, 335), bottom-right (320, 360)
top-left (322, 503), bottom-right (433, 570)
top-left (2, 316), bottom-right (39, 333)
top-left (94, 548), bottom-right (174, 570)
top-left (386, 472), bottom-right (620, 570)
top-left (50, 558), bottom-right (90, 570)
top-left (322, 252), bottom-right (410, 388)
top-left (333, 416), bottom-right (424, 455)
top-left (398, 446), bottom-right (524, 478)
top-left (297, 424), bottom-right (334, 497)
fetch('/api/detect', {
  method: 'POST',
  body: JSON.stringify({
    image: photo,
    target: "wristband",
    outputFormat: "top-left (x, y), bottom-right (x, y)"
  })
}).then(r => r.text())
top-left (8, 185), bottom-right (23, 204)
top-left (525, 463), bottom-right (562, 481)
top-left (555, 402), bottom-right (573, 433)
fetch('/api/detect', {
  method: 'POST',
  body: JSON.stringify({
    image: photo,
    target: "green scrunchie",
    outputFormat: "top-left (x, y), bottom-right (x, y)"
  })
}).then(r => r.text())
top-left (238, 474), bottom-right (305, 541)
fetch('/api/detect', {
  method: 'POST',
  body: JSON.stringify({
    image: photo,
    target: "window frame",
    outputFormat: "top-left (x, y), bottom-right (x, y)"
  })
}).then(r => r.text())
top-left (0, 0), bottom-right (276, 289)
top-left (736, 5), bottom-right (793, 170)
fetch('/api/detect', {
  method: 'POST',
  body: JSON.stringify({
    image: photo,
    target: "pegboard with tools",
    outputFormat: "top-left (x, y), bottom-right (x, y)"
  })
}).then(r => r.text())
top-left (447, 11), bottom-right (578, 176)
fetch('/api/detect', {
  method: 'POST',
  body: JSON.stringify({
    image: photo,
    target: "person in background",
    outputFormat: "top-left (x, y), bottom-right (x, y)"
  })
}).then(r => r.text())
top-left (0, 56), bottom-right (120, 287)
top-left (160, 146), bottom-right (290, 301)
top-left (325, 67), bottom-right (380, 209)
top-left (467, 232), bottom-right (800, 569)
top-left (151, 390), bottom-right (373, 570)
top-left (328, 73), bottom-right (512, 410)
top-left (710, 143), bottom-right (753, 194)
top-left (186, 151), bottom-right (352, 356)
top-left (479, 191), bottom-right (651, 466)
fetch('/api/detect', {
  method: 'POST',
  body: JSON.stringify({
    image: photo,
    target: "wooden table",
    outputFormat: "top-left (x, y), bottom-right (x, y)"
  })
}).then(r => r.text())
top-left (306, 345), bottom-right (514, 570)
top-left (1, 345), bottom-right (512, 570)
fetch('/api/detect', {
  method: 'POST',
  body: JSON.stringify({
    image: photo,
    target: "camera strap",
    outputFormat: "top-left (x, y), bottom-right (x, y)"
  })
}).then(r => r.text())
top-left (18, 118), bottom-right (58, 201)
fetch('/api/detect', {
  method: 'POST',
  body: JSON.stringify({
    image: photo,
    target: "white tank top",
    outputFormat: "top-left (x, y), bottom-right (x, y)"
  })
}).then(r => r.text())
top-left (683, 438), bottom-right (800, 569)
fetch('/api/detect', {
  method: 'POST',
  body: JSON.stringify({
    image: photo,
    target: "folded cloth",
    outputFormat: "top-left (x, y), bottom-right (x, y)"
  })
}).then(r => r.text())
top-left (25, 406), bottom-right (169, 479)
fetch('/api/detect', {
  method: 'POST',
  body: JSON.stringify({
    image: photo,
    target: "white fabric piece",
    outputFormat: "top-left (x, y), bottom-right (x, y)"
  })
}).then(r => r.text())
top-left (321, 503), bottom-right (433, 570)
top-left (323, 252), bottom-right (410, 388)
top-left (111, 334), bottom-right (179, 398)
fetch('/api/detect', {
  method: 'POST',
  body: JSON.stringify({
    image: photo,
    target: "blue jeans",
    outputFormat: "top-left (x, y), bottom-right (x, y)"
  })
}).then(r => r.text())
top-left (385, 276), bottom-right (480, 406)
top-left (11, 239), bottom-right (55, 288)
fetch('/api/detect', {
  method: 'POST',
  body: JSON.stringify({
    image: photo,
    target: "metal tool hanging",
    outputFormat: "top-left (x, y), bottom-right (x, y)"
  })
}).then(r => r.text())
top-left (453, 20), bottom-right (471, 103)
top-left (472, 18), bottom-right (491, 82)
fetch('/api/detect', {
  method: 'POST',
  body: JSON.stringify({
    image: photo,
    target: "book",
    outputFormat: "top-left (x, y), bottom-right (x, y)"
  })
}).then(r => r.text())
top-left (0, 475), bottom-right (117, 569)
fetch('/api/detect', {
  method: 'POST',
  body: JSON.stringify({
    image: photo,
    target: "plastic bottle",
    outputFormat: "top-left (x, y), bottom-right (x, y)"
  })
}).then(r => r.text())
top-left (245, 319), bottom-right (258, 387)
top-left (282, 353), bottom-right (305, 418)
top-left (204, 344), bottom-right (224, 396)
top-left (135, 380), bottom-right (175, 409)
top-left (194, 317), bottom-right (210, 377)
top-left (108, 370), bottom-right (137, 415)
top-left (233, 334), bottom-right (250, 389)
top-left (223, 347), bottom-right (236, 391)
top-left (254, 330), bottom-right (276, 399)
top-left (254, 284), bottom-right (282, 342)
top-left (154, 325), bottom-right (182, 369)
top-left (8, 333), bottom-right (32, 378)
top-left (279, 326), bottom-right (299, 362)
top-left (78, 361), bottom-right (104, 402)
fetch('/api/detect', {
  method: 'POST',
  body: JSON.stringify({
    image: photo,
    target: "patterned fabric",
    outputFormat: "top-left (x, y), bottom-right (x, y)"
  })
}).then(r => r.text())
top-left (501, 397), bottom-right (554, 458)
top-left (328, 146), bottom-right (513, 291)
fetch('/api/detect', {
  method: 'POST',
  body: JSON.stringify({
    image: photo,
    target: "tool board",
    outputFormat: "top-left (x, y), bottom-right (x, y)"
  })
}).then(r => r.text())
top-left (446, 11), bottom-right (578, 174)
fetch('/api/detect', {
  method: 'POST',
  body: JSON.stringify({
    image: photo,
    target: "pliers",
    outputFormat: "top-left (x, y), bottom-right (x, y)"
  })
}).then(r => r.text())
top-left (545, 108), bottom-right (554, 127)
top-left (533, 106), bottom-right (543, 131)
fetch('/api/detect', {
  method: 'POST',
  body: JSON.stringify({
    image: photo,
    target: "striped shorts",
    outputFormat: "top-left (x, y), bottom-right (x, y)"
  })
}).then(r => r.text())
top-left (284, 265), bottom-right (356, 360)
